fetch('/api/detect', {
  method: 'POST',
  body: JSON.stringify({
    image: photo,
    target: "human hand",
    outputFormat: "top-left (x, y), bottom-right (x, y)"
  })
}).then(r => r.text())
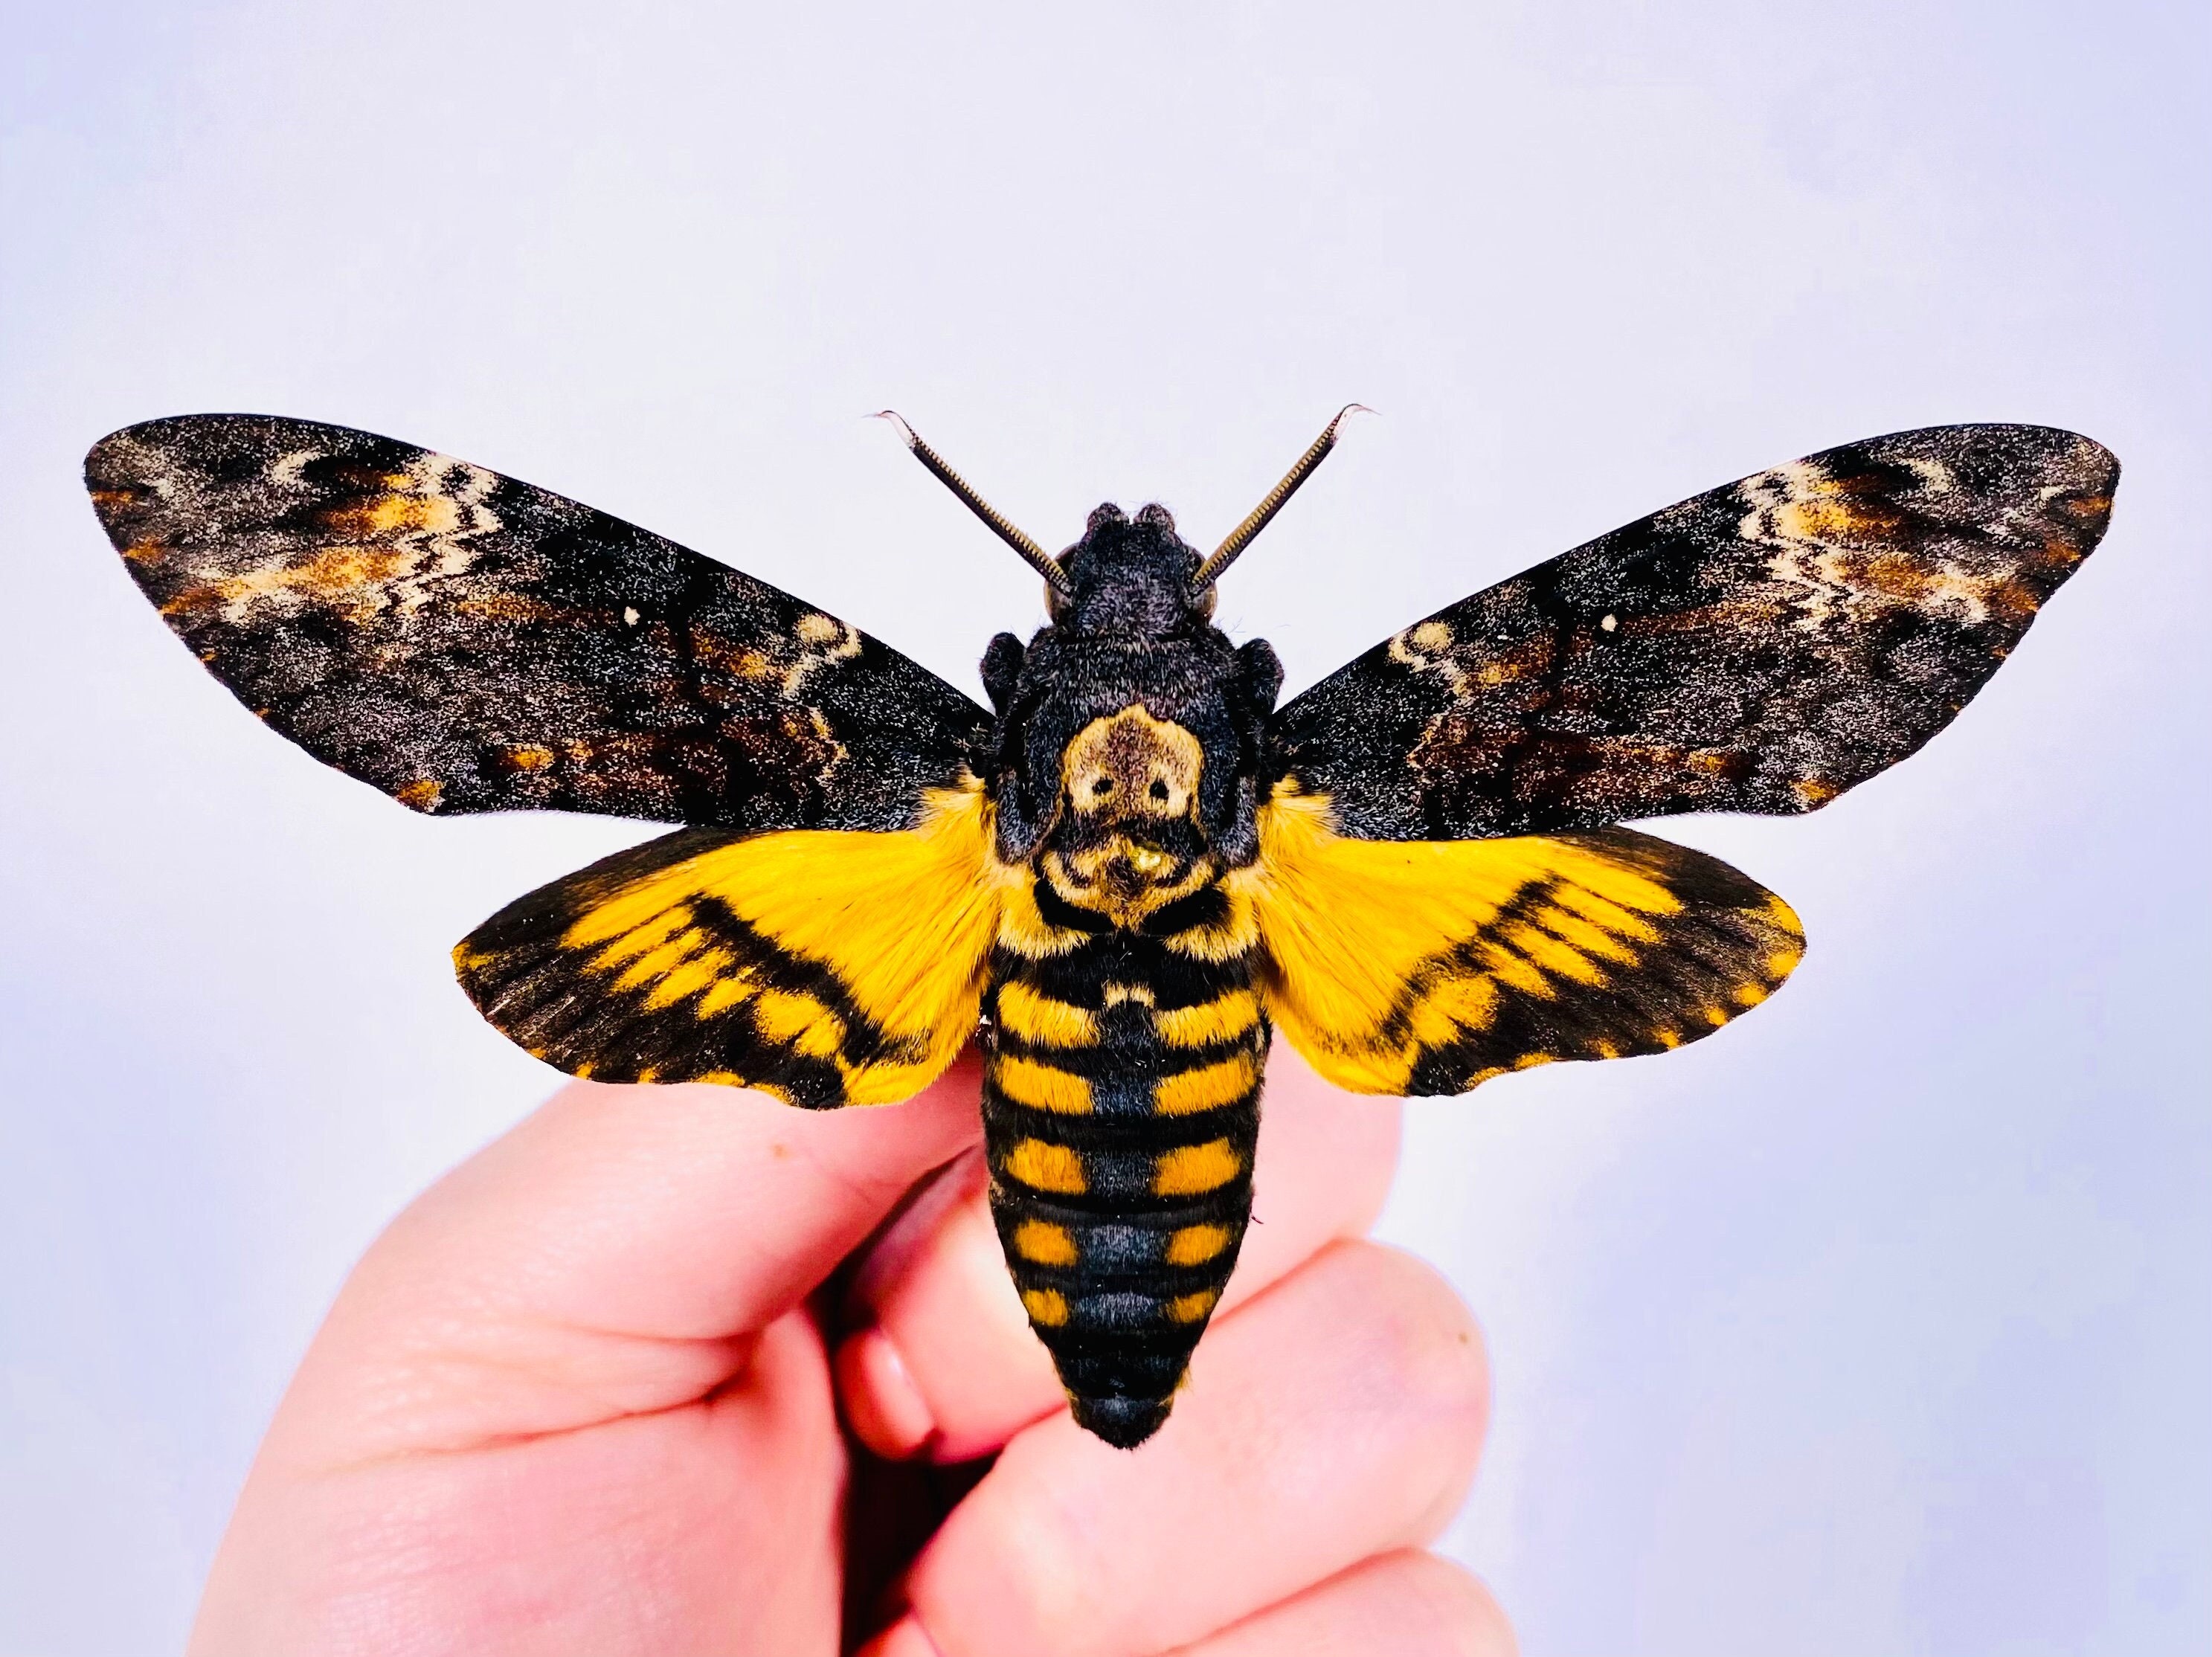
top-left (188, 1043), bottom-right (1512, 1655)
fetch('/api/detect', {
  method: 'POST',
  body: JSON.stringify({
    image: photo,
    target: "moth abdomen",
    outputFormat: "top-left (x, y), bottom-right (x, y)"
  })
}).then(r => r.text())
top-left (980, 937), bottom-right (1268, 1448)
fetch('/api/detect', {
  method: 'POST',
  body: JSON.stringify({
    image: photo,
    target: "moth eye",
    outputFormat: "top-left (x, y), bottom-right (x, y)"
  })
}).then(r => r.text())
top-left (1149, 779), bottom-right (1170, 802)
top-left (1093, 778), bottom-right (1113, 796)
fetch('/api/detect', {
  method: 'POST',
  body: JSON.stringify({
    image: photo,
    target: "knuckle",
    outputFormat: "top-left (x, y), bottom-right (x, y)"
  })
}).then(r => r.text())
top-left (1314, 1243), bottom-right (1490, 1532)
top-left (1344, 1243), bottom-right (1491, 1432)
top-left (924, 1467), bottom-right (1110, 1656)
top-left (1388, 1552), bottom-right (1518, 1656)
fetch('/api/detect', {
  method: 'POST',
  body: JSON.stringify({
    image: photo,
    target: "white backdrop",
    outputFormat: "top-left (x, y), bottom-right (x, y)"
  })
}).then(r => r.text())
top-left (3, 3), bottom-right (2207, 1652)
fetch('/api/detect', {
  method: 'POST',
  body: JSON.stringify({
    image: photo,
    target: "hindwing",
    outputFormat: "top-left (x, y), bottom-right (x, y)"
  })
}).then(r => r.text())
top-left (454, 777), bottom-right (1009, 1105)
top-left (1245, 786), bottom-right (1803, 1095)
top-left (86, 414), bottom-right (990, 831)
top-left (1273, 424), bottom-right (2118, 840)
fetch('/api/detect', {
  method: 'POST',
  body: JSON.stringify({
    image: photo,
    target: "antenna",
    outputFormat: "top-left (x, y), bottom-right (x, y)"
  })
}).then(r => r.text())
top-left (1190, 405), bottom-right (1371, 593)
top-left (873, 413), bottom-right (1072, 594)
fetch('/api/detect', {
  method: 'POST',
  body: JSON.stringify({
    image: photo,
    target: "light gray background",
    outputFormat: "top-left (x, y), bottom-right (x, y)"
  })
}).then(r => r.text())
top-left (3, 3), bottom-right (2205, 1652)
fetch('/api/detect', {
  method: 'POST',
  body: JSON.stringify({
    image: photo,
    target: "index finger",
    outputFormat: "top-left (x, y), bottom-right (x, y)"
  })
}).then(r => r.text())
top-left (268, 1049), bottom-right (985, 1465)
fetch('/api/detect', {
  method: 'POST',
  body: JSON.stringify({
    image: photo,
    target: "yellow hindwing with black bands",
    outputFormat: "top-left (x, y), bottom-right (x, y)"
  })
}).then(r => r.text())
top-left (1242, 784), bottom-right (1805, 1096)
top-left (454, 777), bottom-right (1011, 1107)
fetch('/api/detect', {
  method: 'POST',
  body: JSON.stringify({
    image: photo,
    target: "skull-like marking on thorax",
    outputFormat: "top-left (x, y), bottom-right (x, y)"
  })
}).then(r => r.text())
top-left (1044, 705), bottom-right (1217, 924)
top-left (1064, 706), bottom-right (1203, 821)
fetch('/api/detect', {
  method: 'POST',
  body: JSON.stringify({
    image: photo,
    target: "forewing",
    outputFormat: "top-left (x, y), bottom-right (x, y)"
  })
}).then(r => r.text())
top-left (1273, 424), bottom-right (2118, 839)
top-left (1246, 787), bottom-right (1803, 1095)
top-left (87, 414), bottom-right (991, 829)
top-left (454, 779), bottom-right (1008, 1105)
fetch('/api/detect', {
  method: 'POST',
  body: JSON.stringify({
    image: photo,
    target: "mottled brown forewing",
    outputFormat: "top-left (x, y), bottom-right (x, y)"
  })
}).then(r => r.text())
top-left (1273, 424), bottom-right (2118, 839)
top-left (86, 414), bottom-right (990, 829)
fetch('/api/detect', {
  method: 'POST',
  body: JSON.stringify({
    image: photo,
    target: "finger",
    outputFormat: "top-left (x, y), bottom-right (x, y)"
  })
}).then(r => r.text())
top-left (265, 1049), bottom-right (984, 1467)
top-left (861, 1552), bottom-right (1511, 1657)
top-left (896, 1239), bottom-right (1488, 1657)
top-left (836, 1041), bottom-right (1401, 1461)
top-left (1160, 1551), bottom-right (1517, 1657)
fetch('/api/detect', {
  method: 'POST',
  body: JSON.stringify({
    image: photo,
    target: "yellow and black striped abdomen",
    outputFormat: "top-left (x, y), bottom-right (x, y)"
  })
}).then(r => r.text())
top-left (982, 885), bottom-right (1269, 1448)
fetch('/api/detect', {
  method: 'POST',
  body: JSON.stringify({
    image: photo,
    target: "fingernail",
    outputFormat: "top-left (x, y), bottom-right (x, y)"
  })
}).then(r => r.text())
top-left (856, 1612), bottom-right (944, 1657)
top-left (835, 1325), bottom-right (938, 1459)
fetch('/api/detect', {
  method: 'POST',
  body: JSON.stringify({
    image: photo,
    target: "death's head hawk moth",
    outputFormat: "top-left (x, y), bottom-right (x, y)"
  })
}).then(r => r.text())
top-left (86, 409), bottom-right (2118, 1447)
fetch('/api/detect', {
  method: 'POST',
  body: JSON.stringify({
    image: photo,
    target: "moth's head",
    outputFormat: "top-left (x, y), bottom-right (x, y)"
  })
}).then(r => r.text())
top-left (1050, 503), bottom-right (1215, 635)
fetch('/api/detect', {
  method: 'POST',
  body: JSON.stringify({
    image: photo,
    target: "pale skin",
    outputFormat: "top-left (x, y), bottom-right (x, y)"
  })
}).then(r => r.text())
top-left (189, 1043), bottom-right (1516, 1656)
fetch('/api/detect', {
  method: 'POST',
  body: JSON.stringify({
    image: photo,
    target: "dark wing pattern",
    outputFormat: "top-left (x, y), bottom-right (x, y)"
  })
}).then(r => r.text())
top-left (86, 414), bottom-right (990, 830)
top-left (1273, 424), bottom-right (2118, 840)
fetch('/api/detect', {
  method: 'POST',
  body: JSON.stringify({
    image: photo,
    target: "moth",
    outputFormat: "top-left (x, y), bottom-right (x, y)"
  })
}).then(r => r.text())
top-left (86, 411), bottom-right (2117, 1447)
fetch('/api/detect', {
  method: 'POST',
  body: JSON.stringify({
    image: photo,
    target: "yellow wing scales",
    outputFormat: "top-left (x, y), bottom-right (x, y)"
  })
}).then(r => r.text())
top-left (454, 776), bottom-right (1009, 1106)
top-left (1242, 785), bottom-right (1804, 1095)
